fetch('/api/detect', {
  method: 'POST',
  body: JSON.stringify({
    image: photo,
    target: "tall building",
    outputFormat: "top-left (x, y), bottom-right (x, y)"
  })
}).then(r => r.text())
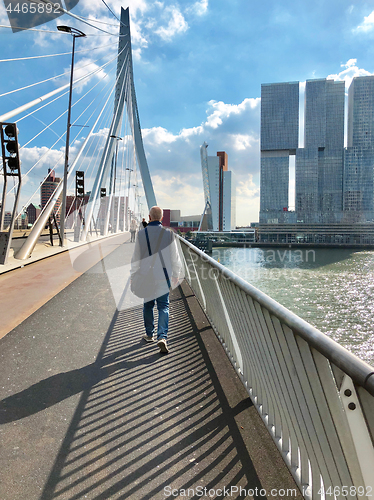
top-left (296, 79), bottom-right (345, 223)
top-left (260, 76), bottom-right (374, 224)
top-left (40, 169), bottom-right (62, 225)
top-left (260, 82), bottom-right (299, 223)
top-left (200, 143), bottom-right (236, 231)
top-left (26, 203), bottom-right (41, 226)
top-left (344, 75), bottom-right (374, 220)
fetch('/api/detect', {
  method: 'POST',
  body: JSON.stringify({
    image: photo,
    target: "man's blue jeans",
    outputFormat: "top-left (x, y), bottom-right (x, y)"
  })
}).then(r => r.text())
top-left (143, 292), bottom-right (169, 340)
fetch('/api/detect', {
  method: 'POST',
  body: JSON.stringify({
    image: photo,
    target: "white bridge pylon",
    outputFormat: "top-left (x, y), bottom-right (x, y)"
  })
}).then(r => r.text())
top-left (81, 7), bottom-right (156, 241)
top-left (15, 7), bottom-right (156, 260)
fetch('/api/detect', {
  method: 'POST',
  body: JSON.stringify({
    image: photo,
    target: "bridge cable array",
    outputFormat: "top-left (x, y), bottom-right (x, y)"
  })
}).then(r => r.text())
top-left (1, 6), bottom-right (149, 261)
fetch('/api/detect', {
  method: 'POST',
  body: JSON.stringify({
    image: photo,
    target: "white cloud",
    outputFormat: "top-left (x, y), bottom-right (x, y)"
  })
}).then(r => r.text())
top-left (20, 146), bottom-right (64, 171)
top-left (353, 10), bottom-right (374, 33)
top-left (142, 127), bottom-right (178, 145)
top-left (152, 173), bottom-right (204, 215)
top-left (78, 0), bottom-right (149, 18)
top-left (236, 174), bottom-right (258, 197)
top-left (327, 59), bottom-right (372, 89)
top-left (231, 133), bottom-right (257, 151)
top-left (186, 0), bottom-right (208, 17)
top-left (205, 98), bottom-right (260, 129)
top-left (72, 57), bottom-right (109, 92)
top-left (155, 6), bottom-right (189, 41)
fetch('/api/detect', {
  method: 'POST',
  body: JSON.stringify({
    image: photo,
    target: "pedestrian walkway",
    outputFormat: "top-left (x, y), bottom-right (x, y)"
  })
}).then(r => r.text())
top-left (0, 232), bottom-right (129, 339)
top-left (0, 238), bottom-right (301, 500)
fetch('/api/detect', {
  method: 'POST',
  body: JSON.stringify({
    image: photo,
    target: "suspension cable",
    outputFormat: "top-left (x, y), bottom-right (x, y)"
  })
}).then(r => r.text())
top-left (100, 0), bottom-right (122, 24)
top-left (19, 59), bottom-right (117, 150)
top-left (0, 42), bottom-right (122, 98)
top-left (11, 68), bottom-right (118, 197)
top-left (0, 41), bottom-right (118, 63)
top-left (35, 0), bottom-right (121, 36)
top-left (15, 79), bottom-right (116, 216)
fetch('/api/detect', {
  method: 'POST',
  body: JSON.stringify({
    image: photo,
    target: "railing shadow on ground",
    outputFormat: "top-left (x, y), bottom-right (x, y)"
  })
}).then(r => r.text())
top-left (11, 284), bottom-right (266, 500)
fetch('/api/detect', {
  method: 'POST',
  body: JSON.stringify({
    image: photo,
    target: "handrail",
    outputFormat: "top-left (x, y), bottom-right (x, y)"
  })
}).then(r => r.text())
top-left (181, 237), bottom-right (374, 396)
top-left (179, 236), bottom-right (374, 500)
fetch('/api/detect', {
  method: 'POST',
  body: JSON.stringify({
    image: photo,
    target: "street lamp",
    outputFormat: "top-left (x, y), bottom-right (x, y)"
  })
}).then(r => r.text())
top-left (57, 25), bottom-right (86, 246)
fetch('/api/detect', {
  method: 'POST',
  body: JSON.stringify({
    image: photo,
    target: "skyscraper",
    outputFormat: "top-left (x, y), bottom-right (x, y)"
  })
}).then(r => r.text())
top-left (296, 79), bottom-right (345, 223)
top-left (40, 169), bottom-right (62, 225)
top-left (260, 75), bottom-right (374, 224)
top-left (200, 143), bottom-right (236, 231)
top-left (344, 76), bottom-right (374, 219)
top-left (260, 82), bottom-right (299, 223)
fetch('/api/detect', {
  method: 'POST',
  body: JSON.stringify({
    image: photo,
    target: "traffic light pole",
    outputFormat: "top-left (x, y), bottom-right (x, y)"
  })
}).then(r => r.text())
top-left (0, 122), bottom-right (22, 265)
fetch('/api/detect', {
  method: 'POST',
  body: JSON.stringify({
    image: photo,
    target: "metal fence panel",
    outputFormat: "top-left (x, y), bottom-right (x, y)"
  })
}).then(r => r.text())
top-left (179, 238), bottom-right (374, 499)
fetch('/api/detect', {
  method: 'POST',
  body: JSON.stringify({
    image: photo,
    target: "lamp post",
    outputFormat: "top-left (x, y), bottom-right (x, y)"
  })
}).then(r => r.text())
top-left (57, 25), bottom-right (86, 246)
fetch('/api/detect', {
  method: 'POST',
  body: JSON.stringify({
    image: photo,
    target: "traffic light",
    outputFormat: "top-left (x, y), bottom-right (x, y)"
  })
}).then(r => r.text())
top-left (75, 171), bottom-right (85, 198)
top-left (100, 188), bottom-right (106, 198)
top-left (1, 123), bottom-right (20, 173)
top-left (0, 122), bottom-right (22, 264)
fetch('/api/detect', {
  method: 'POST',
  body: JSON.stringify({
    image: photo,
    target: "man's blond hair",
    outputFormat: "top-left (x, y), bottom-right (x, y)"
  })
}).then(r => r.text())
top-left (149, 206), bottom-right (163, 221)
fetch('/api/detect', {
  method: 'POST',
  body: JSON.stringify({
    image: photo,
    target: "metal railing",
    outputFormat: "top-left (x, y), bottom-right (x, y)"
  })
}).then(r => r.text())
top-left (179, 237), bottom-right (374, 500)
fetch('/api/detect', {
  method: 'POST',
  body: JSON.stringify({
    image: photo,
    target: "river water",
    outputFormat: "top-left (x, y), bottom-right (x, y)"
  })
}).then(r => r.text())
top-left (211, 247), bottom-right (374, 366)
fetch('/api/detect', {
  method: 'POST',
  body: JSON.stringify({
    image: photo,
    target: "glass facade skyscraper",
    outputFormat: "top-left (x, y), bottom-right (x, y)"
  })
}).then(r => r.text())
top-left (260, 82), bottom-right (299, 223)
top-left (344, 76), bottom-right (374, 221)
top-left (260, 76), bottom-right (374, 224)
top-left (296, 79), bottom-right (345, 223)
top-left (261, 82), bottom-right (299, 151)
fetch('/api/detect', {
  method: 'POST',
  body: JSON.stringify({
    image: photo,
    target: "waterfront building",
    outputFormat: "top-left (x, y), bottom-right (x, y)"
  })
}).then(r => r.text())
top-left (260, 82), bottom-right (299, 224)
top-left (200, 143), bottom-right (236, 231)
top-left (343, 75), bottom-right (374, 221)
top-left (296, 79), bottom-right (345, 223)
top-left (163, 209), bottom-right (202, 233)
top-left (260, 76), bottom-right (374, 224)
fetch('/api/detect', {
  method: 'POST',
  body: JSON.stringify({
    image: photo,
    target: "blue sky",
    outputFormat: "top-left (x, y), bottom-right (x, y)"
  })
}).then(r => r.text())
top-left (1, 0), bottom-right (374, 225)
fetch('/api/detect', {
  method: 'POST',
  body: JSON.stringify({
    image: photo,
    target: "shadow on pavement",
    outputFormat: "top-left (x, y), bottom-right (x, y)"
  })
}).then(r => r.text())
top-left (9, 284), bottom-right (263, 499)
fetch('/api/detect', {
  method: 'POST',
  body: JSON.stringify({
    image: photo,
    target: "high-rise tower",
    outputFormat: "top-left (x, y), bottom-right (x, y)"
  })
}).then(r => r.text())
top-left (260, 82), bottom-right (299, 223)
top-left (200, 143), bottom-right (236, 231)
top-left (40, 169), bottom-right (62, 224)
top-left (296, 79), bottom-right (345, 223)
top-left (344, 76), bottom-right (374, 219)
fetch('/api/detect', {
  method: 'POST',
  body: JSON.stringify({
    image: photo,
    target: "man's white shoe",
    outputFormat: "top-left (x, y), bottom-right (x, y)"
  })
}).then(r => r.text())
top-left (157, 339), bottom-right (169, 353)
top-left (143, 334), bottom-right (154, 342)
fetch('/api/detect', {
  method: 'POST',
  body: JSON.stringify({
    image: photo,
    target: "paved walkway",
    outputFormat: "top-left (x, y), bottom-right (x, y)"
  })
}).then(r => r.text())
top-left (0, 232), bottom-right (129, 339)
top-left (0, 238), bottom-right (301, 500)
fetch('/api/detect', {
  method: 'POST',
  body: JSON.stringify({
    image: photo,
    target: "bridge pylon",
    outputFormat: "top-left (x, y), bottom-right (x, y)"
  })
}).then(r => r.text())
top-left (81, 7), bottom-right (156, 241)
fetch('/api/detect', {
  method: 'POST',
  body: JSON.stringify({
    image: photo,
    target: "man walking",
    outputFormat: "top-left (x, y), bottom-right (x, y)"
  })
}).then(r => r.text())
top-left (130, 206), bottom-right (182, 353)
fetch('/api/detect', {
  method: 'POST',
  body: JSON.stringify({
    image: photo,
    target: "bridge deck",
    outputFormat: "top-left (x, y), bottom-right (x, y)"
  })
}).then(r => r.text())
top-left (0, 237), bottom-right (301, 500)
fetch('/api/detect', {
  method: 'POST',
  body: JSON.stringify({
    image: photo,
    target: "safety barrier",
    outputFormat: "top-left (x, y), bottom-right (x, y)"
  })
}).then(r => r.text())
top-left (179, 237), bottom-right (374, 500)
